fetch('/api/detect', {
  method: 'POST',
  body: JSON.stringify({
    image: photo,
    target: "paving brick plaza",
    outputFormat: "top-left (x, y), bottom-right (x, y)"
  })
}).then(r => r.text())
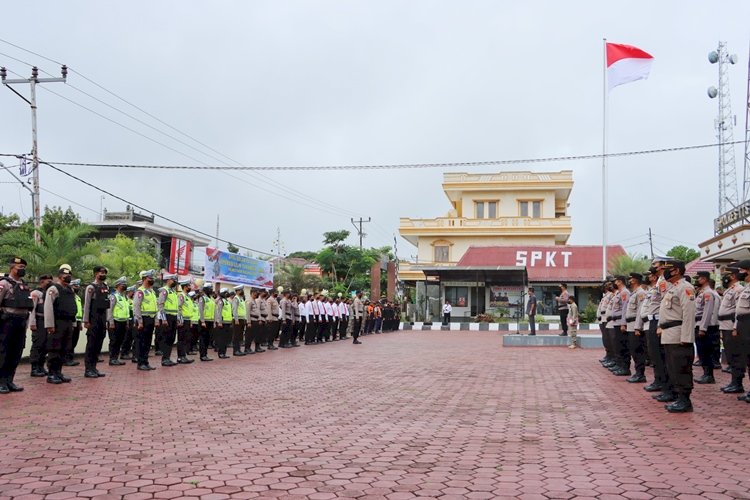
top-left (1, 331), bottom-right (749, 499)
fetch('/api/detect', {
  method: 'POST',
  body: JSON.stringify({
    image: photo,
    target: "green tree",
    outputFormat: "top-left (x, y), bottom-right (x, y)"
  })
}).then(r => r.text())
top-left (287, 250), bottom-right (317, 260)
top-left (227, 242), bottom-right (240, 253)
top-left (318, 230), bottom-right (351, 285)
top-left (41, 205), bottom-right (81, 233)
top-left (666, 245), bottom-right (700, 263)
top-left (275, 263), bottom-right (321, 293)
top-left (0, 223), bottom-right (100, 280)
top-left (99, 234), bottom-right (159, 283)
top-left (609, 253), bottom-right (650, 276)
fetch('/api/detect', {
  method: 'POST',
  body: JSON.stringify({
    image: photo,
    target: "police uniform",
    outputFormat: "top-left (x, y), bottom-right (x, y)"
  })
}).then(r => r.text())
top-left (133, 270), bottom-right (158, 370)
top-left (83, 266), bottom-right (111, 377)
top-left (597, 285), bottom-right (614, 366)
top-left (28, 274), bottom-right (53, 376)
top-left (718, 268), bottom-right (744, 393)
top-left (188, 291), bottom-right (200, 354)
top-left (197, 286), bottom-right (215, 361)
top-left (625, 273), bottom-right (648, 383)
top-left (214, 289), bottom-right (234, 358)
top-left (106, 277), bottom-right (130, 366)
top-left (232, 286), bottom-right (248, 356)
top-left (44, 267), bottom-right (79, 384)
top-left (0, 257), bottom-right (34, 393)
top-left (291, 297), bottom-right (301, 345)
top-left (694, 271), bottom-right (720, 384)
top-left (732, 260), bottom-right (750, 402)
top-left (64, 280), bottom-right (83, 366)
top-left (610, 278), bottom-right (631, 376)
top-left (156, 274), bottom-right (180, 366)
top-left (256, 293), bottom-right (269, 352)
top-left (175, 280), bottom-right (196, 364)
top-left (352, 294), bottom-right (364, 344)
top-left (267, 294), bottom-right (280, 349)
top-left (245, 292), bottom-right (261, 353)
top-left (658, 261), bottom-right (697, 412)
top-left (278, 293), bottom-right (292, 347)
top-left (640, 270), bottom-right (670, 396)
top-left (120, 287), bottom-right (136, 361)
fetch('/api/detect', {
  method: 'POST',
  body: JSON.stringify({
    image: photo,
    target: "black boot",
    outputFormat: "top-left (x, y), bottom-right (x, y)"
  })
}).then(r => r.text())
top-left (694, 367), bottom-right (715, 384)
top-left (626, 372), bottom-right (647, 383)
top-left (643, 382), bottom-right (663, 392)
top-left (654, 391), bottom-right (677, 402)
top-left (30, 364), bottom-right (47, 377)
top-left (666, 394), bottom-right (693, 413)
top-left (721, 375), bottom-right (745, 393)
top-left (0, 378), bottom-right (9, 394)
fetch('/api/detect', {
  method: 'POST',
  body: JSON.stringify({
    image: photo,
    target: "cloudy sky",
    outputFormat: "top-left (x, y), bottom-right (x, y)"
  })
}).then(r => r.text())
top-left (1, 1), bottom-right (749, 260)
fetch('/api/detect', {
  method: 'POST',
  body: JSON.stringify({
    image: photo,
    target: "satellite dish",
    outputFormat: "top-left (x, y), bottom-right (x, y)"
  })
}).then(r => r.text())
top-left (708, 51), bottom-right (719, 64)
top-left (707, 86), bottom-right (718, 98)
top-left (730, 54), bottom-right (738, 64)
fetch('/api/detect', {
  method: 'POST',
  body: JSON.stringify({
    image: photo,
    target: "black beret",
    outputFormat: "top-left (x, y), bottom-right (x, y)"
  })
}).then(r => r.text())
top-left (696, 271), bottom-right (711, 279)
top-left (629, 273), bottom-right (643, 282)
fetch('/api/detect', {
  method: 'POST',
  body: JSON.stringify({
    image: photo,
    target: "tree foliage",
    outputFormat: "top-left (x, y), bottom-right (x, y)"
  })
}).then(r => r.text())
top-left (666, 245), bottom-right (700, 263)
top-left (609, 253), bottom-right (650, 276)
top-left (275, 263), bottom-right (321, 293)
top-left (99, 234), bottom-right (159, 283)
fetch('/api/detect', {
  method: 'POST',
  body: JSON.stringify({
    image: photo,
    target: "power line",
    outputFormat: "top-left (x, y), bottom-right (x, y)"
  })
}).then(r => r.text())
top-left (28, 140), bottom-right (745, 171)
top-left (40, 160), bottom-right (280, 257)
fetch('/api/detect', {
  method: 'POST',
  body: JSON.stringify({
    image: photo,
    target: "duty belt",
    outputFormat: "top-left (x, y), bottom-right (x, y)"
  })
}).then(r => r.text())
top-left (718, 313), bottom-right (735, 321)
top-left (625, 316), bottom-right (636, 322)
top-left (250, 315), bottom-right (260, 319)
top-left (272, 314), bottom-right (279, 318)
top-left (612, 314), bottom-right (622, 320)
top-left (695, 315), bottom-right (703, 321)
top-left (659, 320), bottom-right (683, 329)
top-left (736, 313), bottom-right (750, 321)
top-left (641, 316), bottom-right (649, 322)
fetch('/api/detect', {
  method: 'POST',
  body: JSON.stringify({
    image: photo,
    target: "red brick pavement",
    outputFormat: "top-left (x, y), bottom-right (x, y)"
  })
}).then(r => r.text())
top-left (1, 331), bottom-right (750, 499)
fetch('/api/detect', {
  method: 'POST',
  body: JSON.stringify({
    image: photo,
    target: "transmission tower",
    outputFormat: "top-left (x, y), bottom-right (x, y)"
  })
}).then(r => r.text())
top-left (708, 41), bottom-right (739, 215)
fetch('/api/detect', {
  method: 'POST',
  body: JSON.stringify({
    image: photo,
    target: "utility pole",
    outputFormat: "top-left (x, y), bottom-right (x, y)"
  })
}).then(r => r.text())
top-left (648, 227), bottom-right (654, 259)
top-left (350, 217), bottom-right (371, 250)
top-left (1, 65), bottom-right (67, 244)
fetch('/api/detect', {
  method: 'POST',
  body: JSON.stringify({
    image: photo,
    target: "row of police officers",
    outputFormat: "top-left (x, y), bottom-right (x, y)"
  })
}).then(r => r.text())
top-left (597, 257), bottom-right (750, 413)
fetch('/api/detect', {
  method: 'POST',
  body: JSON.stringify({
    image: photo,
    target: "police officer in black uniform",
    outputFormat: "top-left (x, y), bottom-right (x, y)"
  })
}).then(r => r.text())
top-left (44, 266), bottom-right (78, 385)
top-left (28, 273), bottom-right (53, 377)
top-left (0, 257), bottom-right (34, 393)
top-left (83, 266), bottom-right (110, 378)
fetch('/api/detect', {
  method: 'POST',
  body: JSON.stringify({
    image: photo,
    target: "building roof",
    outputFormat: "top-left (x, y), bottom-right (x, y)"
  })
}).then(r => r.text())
top-left (457, 245), bottom-right (627, 283)
top-left (91, 220), bottom-right (211, 247)
top-left (685, 258), bottom-right (715, 276)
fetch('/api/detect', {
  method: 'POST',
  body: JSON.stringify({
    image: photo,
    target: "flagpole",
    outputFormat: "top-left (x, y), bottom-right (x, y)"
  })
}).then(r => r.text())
top-left (602, 38), bottom-right (608, 280)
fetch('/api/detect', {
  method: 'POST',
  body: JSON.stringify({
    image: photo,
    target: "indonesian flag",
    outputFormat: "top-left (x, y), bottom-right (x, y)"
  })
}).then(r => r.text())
top-left (606, 43), bottom-right (653, 91)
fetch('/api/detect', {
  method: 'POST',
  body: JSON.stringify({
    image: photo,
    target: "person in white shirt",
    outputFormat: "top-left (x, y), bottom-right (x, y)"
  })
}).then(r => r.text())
top-left (442, 300), bottom-right (452, 326)
top-left (337, 299), bottom-right (349, 340)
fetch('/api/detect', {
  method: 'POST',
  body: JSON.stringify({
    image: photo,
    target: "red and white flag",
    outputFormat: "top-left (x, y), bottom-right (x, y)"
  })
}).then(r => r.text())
top-left (606, 43), bottom-right (653, 91)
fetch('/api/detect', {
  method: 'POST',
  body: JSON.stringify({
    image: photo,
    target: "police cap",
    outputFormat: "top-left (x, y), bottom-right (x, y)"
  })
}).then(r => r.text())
top-left (629, 272), bottom-right (643, 282)
top-left (735, 259), bottom-right (750, 271)
top-left (9, 256), bottom-right (27, 266)
top-left (696, 271), bottom-right (711, 279)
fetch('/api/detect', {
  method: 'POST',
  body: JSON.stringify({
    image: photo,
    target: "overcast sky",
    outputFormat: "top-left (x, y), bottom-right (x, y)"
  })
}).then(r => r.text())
top-left (1, 1), bottom-right (750, 260)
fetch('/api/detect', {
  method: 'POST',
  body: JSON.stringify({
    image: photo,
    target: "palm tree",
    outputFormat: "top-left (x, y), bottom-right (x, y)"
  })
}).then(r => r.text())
top-left (276, 263), bottom-right (320, 294)
top-left (0, 224), bottom-right (101, 280)
top-left (609, 253), bottom-right (650, 277)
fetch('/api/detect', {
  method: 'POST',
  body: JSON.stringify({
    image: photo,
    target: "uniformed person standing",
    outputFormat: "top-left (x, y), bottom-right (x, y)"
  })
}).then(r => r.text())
top-left (198, 284), bottom-right (215, 361)
top-left (156, 273), bottom-right (179, 367)
top-left (83, 266), bottom-right (110, 378)
top-left (719, 266), bottom-right (745, 394)
top-left (731, 259), bottom-right (750, 402)
top-left (232, 286), bottom-right (247, 356)
top-left (625, 273), bottom-right (647, 383)
top-left (266, 292), bottom-right (280, 350)
top-left (299, 294), bottom-right (311, 345)
top-left (120, 286), bottom-right (135, 361)
top-left (611, 276), bottom-right (631, 376)
top-left (133, 270), bottom-right (158, 371)
top-left (291, 294), bottom-right (301, 346)
top-left (694, 271), bottom-right (720, 384)
top-left (0, 257), bottom-right (34, 393)
top-left (597, 280), bottom-right (614, 367)
top-left (65, 279), bottom-right (83, 367)
top-left (106, 277), bottom-right (130, 366)
top-left (658, 260), bottom-right (696, 413)
top-left (352, 292), bottom-right (364, 344)
top-left (176, 279), bottom-right (196, 364)
top-left (339, 298), bottom-right (349, 340)
top-left (245, 290), bottom-right (261, 353)
top-left (603, 281), bottom-right (617, 371)
top-left (28, 273), bottom-right (53, 377)
top-left (44, 266), bottom-right (78, 384)
top-left (278, 291), bottom-right (292, 348)
top-left (214, 288), bottom-right (233, 358)
top-left (256, 291), bottom-right (269, 352)
top-left (639, 269), bottom-right (670, 397)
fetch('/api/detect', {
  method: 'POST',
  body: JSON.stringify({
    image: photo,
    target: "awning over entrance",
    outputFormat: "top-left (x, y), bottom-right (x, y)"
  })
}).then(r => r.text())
top-left (420, 266), bottom-right (528, 286)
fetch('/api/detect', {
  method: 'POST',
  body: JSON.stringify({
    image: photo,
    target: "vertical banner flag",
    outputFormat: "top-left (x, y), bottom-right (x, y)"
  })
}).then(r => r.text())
top-left (203, 247), bottom-right (274, 288)
top-left (606, 43), bottom-right (653, 90)
top-left (169, 237), bottom-right (192, 275)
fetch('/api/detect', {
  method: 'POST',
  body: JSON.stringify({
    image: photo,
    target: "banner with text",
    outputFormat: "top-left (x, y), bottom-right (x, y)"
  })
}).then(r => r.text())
top-left (168, 238), bottom-right (192, 275)
top-left (203, 247), bottom-right (274, 288)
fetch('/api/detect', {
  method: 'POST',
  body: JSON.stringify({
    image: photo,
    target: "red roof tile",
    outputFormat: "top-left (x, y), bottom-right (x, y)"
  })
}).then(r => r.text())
top-left (457, 245), bottom-right (627, 282)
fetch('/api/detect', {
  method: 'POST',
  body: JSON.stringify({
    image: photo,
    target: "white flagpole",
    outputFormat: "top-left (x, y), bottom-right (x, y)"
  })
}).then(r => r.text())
top-left (602, 38), bottom-right (609, 280)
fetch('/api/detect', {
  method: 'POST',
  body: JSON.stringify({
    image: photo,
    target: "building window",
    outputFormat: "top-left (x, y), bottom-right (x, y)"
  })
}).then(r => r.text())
top-left (475, 201), bottom-right (497, 219)
top-left (434, 245), bottom-right (449, 263)
top-left (445, 286), bottom-right (469, 307)
top-left (520, 201), bottom-right (541, 218)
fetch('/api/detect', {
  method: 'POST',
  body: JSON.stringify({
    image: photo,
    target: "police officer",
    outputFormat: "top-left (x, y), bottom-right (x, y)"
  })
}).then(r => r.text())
top-left (694, 271), bottom-right (720, 384)
top-left (44, 266), bottom-right (78, 384)
top-left (156, 273), bottom-right (179, 367)
top-left (83, 265), bottom-right (110, 378)
top-left (198, 284), bottom-right (215, 361)
top-left (278, 290), bottom-right (292, 348)
top-left (626, 273), bottom-right (647, 383)
top-left (352, 292), bottom-right (364, 344)
top-left (719, 266), bottom-right (745, 394)
top-left (188, 290), bottom-right (200, 355)
top-left (640, 268), bottom-right (670, 397)
top-left (0, 257), bottom-right (34, 393)
top-left (256, 291), bottom-right (269, 352)
top-left (658, 260), bottom-right (696, 413)
top-left (133, 270), bottom-right (158, 371)
top-left (175, 279), bottom-right (195, 364)
top-left (731, 259), bottom-right (750, 402)
top-left (65, 279), bottom-right (83, 367)
top-left (107, 276), bottom-right (130, 366)
top-left (266, 292), bottom-right (280, 350)
top-left (214, 288), bottom-right (233, 358)
top-left (245, 290), bottom-right (261, 353)
top-left (120, 286), bottom-right (135, 361)
top-left (597, 280), bottom-right (614, 367)
top-left (611, 276), bottom-right (631, 376)
top-left (291, 294), bottom-right (301, 346)
top-left (232, 285), bottom-right (247, 356)
top-left (28, 273), bottom-right (53, 377)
